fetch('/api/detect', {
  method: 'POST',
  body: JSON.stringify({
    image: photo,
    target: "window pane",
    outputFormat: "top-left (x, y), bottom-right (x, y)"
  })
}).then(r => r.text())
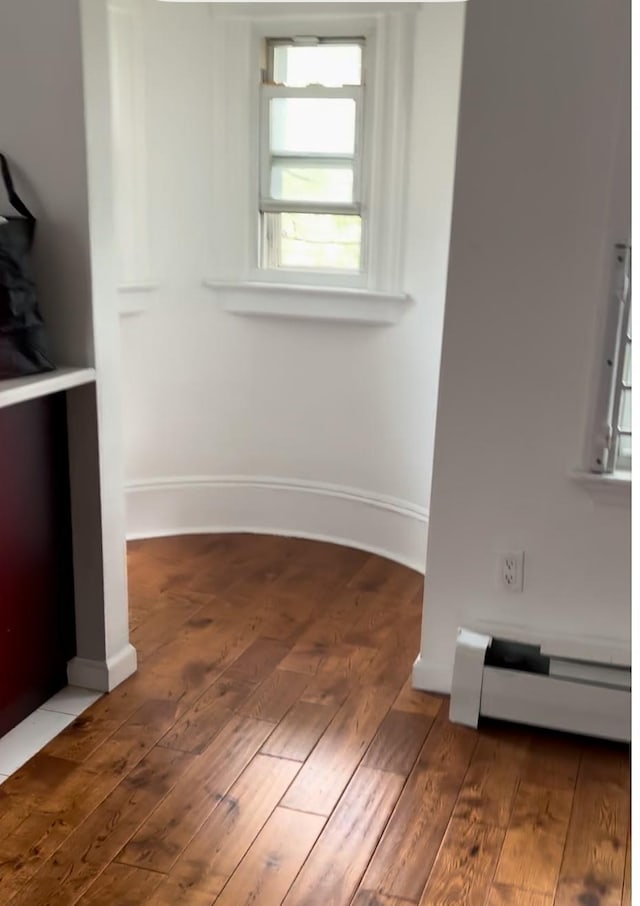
top-left (270, 98), bottom-right (355, 155)
top-left (619, 388), bottom-right (632, 431)
top-left (272, 43), bottom-right (362, 87)
top-left (270, 162), bottom-right (353, 204)
top-left (264, 212), bottom-right (361, 270)
top-left (623, 341), bottom-right (631, 386)
top-left (617, 433), bottom-right (631, 468)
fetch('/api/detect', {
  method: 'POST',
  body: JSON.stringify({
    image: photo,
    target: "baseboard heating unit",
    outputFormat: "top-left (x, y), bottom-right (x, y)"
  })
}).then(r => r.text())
top-left (449, 628), bottom-right (631, 742)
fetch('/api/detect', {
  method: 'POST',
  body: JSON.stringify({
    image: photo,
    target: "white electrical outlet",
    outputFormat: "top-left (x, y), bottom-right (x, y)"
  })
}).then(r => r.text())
top-left (500, 551), bottom-right (524, 592)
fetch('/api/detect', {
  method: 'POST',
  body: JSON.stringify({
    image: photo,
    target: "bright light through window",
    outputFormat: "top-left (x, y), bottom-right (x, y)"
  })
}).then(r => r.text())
top-left (260, 38), bottom-right (365, 275)
top-left (271, 43), bottom-right (362, 88)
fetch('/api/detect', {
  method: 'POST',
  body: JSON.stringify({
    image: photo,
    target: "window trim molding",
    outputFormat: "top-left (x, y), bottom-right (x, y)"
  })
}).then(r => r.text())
top-left (207, 6), bottom-right (416, 301)
top-left (203, 278), bottom-right (413, 325)
top-left (569, 469), bottom-right (630, 505)
top-left (584, 243), bottom-right (631, 473)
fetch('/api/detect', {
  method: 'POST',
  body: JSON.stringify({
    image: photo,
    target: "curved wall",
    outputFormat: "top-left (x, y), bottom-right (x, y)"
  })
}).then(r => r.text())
top-left (116, 1), bottom-right (466, 571)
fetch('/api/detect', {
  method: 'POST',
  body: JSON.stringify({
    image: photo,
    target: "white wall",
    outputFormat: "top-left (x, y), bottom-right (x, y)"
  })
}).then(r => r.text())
top-left (119, 1), bottom-right (466, 571)
top-left (414, 0), bottom-right (631, 692)
top-left (0, 0), bottom-right (134, 689)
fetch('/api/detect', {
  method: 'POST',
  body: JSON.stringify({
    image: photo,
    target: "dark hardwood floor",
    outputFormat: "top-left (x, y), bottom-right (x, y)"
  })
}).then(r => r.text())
top-left (0, 534), bottom-right (631, 905)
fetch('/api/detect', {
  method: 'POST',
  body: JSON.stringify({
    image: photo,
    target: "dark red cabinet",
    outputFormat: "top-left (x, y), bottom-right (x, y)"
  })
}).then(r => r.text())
top-left (0, 394), bottom-right (75, 737)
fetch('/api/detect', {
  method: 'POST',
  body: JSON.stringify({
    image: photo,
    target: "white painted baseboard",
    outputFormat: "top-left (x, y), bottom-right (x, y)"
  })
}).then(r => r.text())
top-left (125, 475), bottom-right (429, 573)
top-left (67, 643), bottom-right (138, 692)
top-left (412, 654), bottom-right (452, 694)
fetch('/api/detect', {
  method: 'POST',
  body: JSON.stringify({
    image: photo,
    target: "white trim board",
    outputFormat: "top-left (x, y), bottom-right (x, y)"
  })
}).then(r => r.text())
top-left (67, 643), bottom-right (138, 693)
top-left (126, 475), bottom-right (428, 573)
top-left (412, 654), bottom-right (452, 695)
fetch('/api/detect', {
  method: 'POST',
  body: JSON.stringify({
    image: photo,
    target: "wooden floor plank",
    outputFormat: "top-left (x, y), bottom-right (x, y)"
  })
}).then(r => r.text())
top-left (129, 593), bottom-right (204, 662)
top-left (0, 535), bottom-right (629, 906)
top-left (81, 699), bottom-right (184, 775)
top-left (417, 817), bottom-right (505, 906)
top-left (42, 666), bottom-right (218, 764)
top-left (277, 640), bottom-right (376, 681)
top-left (260, 700), bottom-right (339, 762)
top-left (158, 675), bottom-right (256, 754)
top-left (391, 678), bottom-right (443, 717)
top-left (453, 731), bottom-right (530, 828)
top-left (223, 636), bottom-right (292, 683)
top-left (518, 731), bottom-right (582, 791)
top-left (486, 885), bottom-right (553, 906)
top-left (621, 829), bottom-right (631, 906)
top-left (352, 894), bottom-right (417, 906)
top-left (77, 862), bottom-right (164, 905)
top-left (299, 671), bottom-right (353, 708)
top-left (117, 714), bottom-right (273, 873)
top-left (362, 709), bottom-right (434, 777)
top-left (237, 669), bottom-right (310, 722)
top-left (149, 753), bottom-right (301, 906)
top-left (359, 713), bottom-right (478, 902)
top-left (554, 777), bottom-right (629, 906)
top-left (493, 782), bottom-right (574, 896)
top-left (283, 766), bottom-right (404, 906)
top-left (8, 746), bottom-right (193, 906)
top-left (281, 683), bottom-right (398, 815)
top-left (213, 806), bottom-right (325, 906)
top-left (578, 739), bottom-right (631, 792)
top-left (346, 555), bottom-right (423, 601)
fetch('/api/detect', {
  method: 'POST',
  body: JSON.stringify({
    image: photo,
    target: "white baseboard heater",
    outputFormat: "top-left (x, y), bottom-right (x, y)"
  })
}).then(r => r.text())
top-left (449, 628), bottom-right (631, 742)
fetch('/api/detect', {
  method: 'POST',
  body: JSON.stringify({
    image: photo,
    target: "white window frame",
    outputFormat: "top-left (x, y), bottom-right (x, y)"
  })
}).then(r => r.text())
top-left (204, 5), bottom-right (416, 321)
top-left (258, 36), bottom-right (368, 284)
top-left (587, 243), bottom-right (631, 475)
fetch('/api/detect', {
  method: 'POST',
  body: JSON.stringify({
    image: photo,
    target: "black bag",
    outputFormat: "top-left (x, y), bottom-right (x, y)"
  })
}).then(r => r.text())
top-left (0, 153), bottom-right (54, 379)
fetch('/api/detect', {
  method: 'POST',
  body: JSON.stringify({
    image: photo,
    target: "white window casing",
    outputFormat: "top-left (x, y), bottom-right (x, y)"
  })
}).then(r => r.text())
top-left (204, 6), bottom-right (416, 323)
top-left (587, 243), bottom-right (631, 475)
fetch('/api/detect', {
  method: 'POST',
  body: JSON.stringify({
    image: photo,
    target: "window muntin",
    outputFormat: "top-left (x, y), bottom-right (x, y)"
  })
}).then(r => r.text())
top-left (259, 37), bottom-right (365, 275)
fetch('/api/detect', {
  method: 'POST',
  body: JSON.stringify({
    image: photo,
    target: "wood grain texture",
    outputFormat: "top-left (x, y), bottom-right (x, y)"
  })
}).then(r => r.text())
top-left (283, 767), bottom-right (404, 906)
top-left (622, 829), bottom-right (631, 906)
top-left (352, 894), bottom-right (418, 906)
top-left (77, 862), bottom-right (164, 905)
top-left (494, 782), bottom-right (574, 896)
top-left (453, 731), bottom-right (528, 828)
top-left (213, 807), bottom-right (325, 906)
top-left (158, 675), bottom-right (256, 754)
top-left (8, 746), bottom-right (192, 906)
top-left (238, 669), bottom-right (310, 722)
top-left (486, 886), bottom-right (553, 906)
top-left (150, 754), bottom-right (301, 906)
top-left (554, 778), bottom-right (629, 906)
top-left (359, 714), bottom-right (478, 901)
top-left (117, 715), bottom-right (273, 873)
top-left (362, 708), bottom-right (434, 776)
top-left (260, 700), bottom-right (338, 762)
top-left (0, 536), bottom-right (630, 906)
top-left (280, 683), bottom-right (398, 816)
top-left (392, 677), bottom-right (443, 717)
top-left (418, 817), bottom-right (505, 906)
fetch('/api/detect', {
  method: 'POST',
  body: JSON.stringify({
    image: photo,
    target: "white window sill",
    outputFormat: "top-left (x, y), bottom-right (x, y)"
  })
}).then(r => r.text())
top-left (203, 279), bottom-right (412, 325)
top-left (570, 469), bottom-right (631, 504)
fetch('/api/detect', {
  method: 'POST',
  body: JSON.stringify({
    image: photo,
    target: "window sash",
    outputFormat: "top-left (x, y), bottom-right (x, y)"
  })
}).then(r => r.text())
top-left (589, 244), bottom-right (631, 473)
top-left (260, 87), bottom-right (364, 206)
top-left (259, 57), bottom-right (366, 272)
top-left (262, 155), bottom-right (359, 213)
top-left (265, 37), bottom-right (365, 89)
